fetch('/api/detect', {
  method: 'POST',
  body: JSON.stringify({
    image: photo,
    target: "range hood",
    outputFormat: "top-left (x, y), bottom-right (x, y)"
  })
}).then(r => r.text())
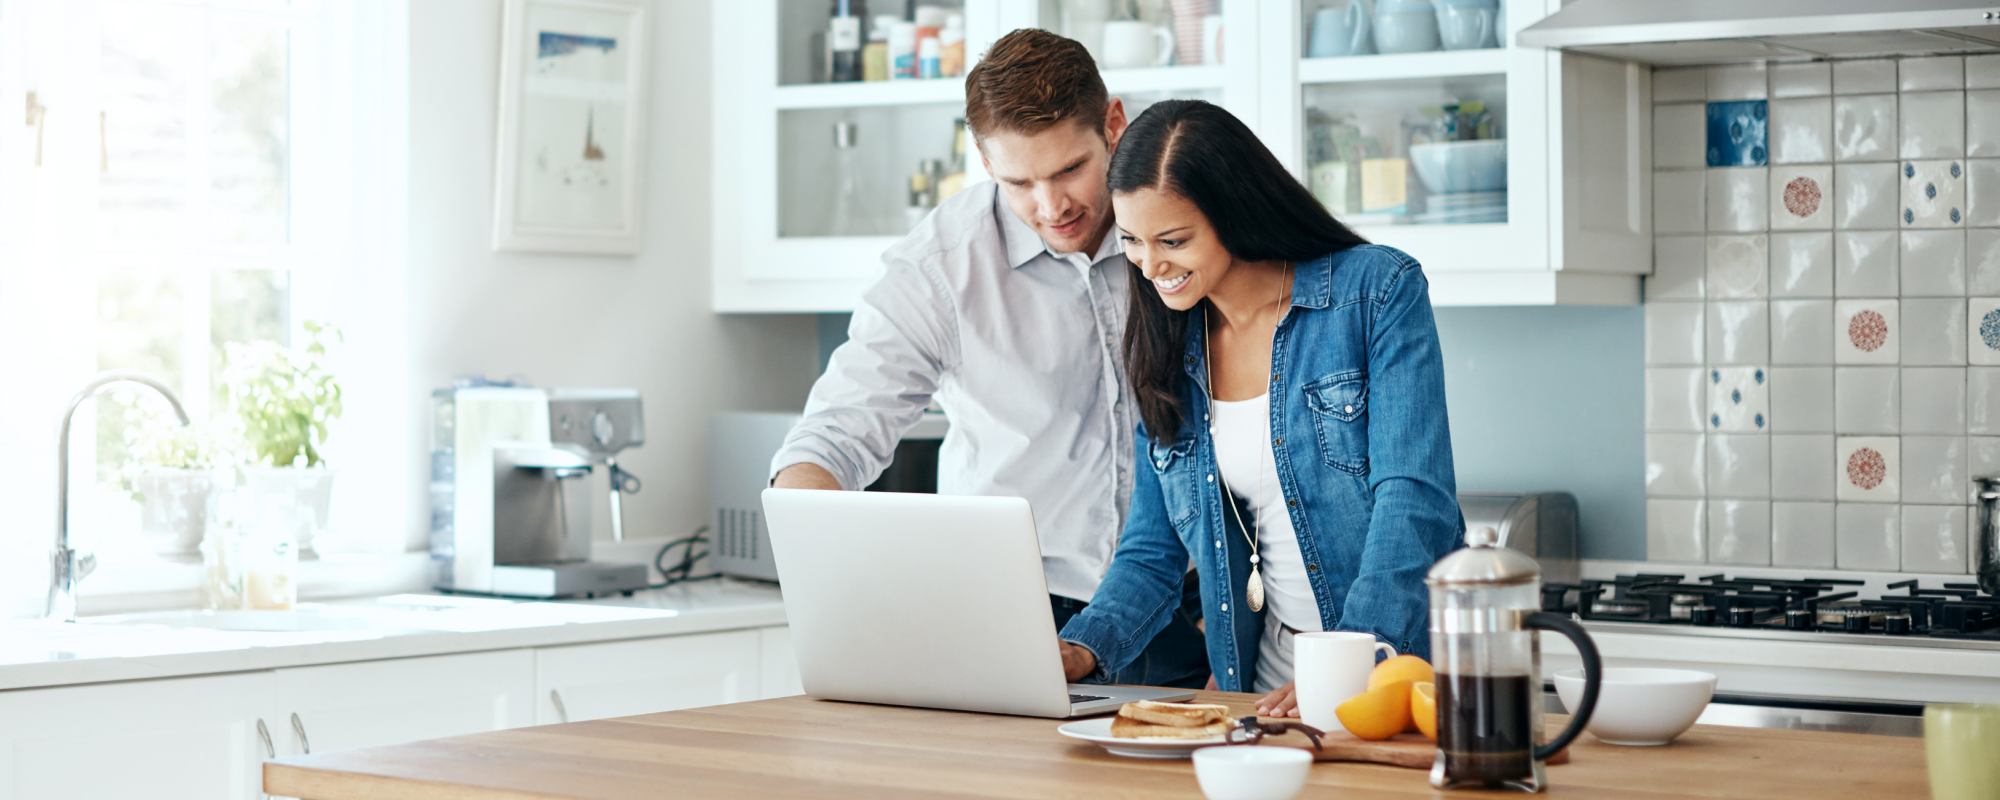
top-left (1517, 1), bottom-right (2000, 66)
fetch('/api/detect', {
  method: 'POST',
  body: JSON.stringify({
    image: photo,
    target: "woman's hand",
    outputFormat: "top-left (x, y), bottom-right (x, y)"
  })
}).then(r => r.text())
top-left (1255, 681), bottom-right (1302, 717)
top-left (1059, 641), bottom-right (1098, 682)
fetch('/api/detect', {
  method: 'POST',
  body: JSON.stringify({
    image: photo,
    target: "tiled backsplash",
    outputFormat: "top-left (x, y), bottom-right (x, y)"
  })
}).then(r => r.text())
top-left (1644, 57), bottom-right (2000, 574)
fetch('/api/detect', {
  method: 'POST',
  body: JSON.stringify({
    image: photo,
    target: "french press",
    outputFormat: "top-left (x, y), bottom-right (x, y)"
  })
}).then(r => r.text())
top-left (1426, 526), bottom-right (1602, 792)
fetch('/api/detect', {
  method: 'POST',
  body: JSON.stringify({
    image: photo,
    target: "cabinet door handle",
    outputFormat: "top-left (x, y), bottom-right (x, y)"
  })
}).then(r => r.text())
top-left (290, 712), bottom-right (311, 755)
top-left (550, 689), bottom-right (569, 724)
top-left (256, 718), bottom-right (275, 759)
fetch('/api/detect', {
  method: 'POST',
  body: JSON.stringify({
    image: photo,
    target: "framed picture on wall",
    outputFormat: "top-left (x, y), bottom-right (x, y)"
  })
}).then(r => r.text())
top-left (492, 0), bottom-right (650, 254)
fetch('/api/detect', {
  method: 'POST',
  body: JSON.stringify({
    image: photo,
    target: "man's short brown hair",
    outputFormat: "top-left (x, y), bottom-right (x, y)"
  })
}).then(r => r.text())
top-left (963, 29), bottom-right (1110, 140)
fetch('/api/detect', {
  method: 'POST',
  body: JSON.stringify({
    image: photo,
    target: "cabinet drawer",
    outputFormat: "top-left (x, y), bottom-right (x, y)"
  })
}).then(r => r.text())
top-left (535, 630), bottom-right (762, 724)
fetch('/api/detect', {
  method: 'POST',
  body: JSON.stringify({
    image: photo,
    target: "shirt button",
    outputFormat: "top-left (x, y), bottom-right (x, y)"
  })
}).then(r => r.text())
top-left (1345, 405), bottom-right (1354, 413)
top-left (1227, 668), bottom-right (1235, 676)
top-left (1274, 437), bottom-right (1283, 447)
top-left (1220, 603), bottom-right (1228, 611)
top-left (1288, 499), bottom-right (1298, 507)
top-left (1207, 474), bottom-right (1215, 482)
top-left (1215, 540), bottom-right (1222, 548)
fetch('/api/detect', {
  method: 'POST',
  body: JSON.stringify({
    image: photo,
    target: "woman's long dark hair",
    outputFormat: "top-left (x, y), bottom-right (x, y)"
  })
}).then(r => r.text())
top-left (1114, 99), bottom-right (1368, 444)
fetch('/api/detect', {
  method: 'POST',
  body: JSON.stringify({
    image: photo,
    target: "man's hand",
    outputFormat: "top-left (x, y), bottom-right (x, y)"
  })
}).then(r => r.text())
top-left (1255, 681), bottom-right (1301, 718)
top-left (773, 463), bottom-right (842, 490)
top-left (1059, 641), bottom-right (1098, 682)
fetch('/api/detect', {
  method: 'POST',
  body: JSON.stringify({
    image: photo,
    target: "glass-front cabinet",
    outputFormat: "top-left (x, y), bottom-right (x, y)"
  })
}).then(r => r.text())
top-left (715, 0), bottom-right (1648, 311)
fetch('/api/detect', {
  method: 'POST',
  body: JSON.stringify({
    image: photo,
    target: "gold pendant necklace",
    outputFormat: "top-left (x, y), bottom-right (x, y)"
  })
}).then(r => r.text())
top-left (1203, 263), bottom-right (1290, 615)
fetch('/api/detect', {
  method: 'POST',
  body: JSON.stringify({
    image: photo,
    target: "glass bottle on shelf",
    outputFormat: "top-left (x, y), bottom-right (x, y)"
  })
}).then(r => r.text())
top-left (863, 14), bottom-right (895, 81)
top-left (829, 0), bottom-right (867, 83)
top-left (826, 121), bottom-right (873, 236)
top-left (938, 118), bottom-right (969, 203)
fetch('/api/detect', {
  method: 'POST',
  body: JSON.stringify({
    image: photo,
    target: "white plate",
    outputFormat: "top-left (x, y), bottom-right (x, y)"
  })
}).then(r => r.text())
top-left (1056, 716), bottom-right (1230, 759)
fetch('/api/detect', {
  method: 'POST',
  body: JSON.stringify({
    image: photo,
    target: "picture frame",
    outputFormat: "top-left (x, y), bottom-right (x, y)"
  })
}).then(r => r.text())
top-left (492, 0), bottom-right (650, 254)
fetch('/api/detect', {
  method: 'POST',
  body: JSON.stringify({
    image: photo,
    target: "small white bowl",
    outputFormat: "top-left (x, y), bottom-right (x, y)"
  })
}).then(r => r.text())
top-left (1554, 667), bottom-right (1717, 746)
top-left (1191, 746), bottom-right (1313, 800)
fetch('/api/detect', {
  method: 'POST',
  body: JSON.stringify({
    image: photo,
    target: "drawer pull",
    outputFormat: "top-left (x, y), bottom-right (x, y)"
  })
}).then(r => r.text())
top-left (290, 713), bottom-right (311, 755)
top-left (551, 689), bottom-right (570, 724)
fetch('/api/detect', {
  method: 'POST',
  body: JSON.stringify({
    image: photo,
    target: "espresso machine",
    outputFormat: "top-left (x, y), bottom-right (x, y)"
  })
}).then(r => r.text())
top-left (430, 387), bottom-right (650, 598)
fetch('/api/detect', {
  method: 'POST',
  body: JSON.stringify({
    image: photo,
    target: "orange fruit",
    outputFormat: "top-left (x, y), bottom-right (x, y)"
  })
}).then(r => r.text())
top-left (1368, 654), bottom-right (1435, 691)
top-left (1335, 679), bottom-right (1413, 741)
top-left (1411, 681), bottom-right (1438, 740)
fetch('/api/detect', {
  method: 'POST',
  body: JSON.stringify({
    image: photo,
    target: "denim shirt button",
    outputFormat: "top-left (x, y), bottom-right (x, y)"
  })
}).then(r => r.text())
top-left (1215, 540), bottom-right (1222, 548)
top-left (1221, 603), bottom-right (1228, 612)
top-left (1344, 404), bottom-right (1353, 413)
top-left (1288, 499), bottom-right (1298, 507)
top-left (1227, 668), bottom-right (1234, 676)
top-left (1207, 474), bottom-right (1215, 482)
top-left (1307, 562), bottom-right (1319, 571)
top-left (1274, 437), bottom-right (1283, 447)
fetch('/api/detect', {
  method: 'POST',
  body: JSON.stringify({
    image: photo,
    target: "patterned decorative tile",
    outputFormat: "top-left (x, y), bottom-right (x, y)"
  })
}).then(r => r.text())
top-left (1647, 499), bottom-right (1708, 563)
top-left (1708, 499), bottom-right (1772, 565)
top-left (1708, 433), bottom-right (1771, 497)
top-left (1902, 160), bottom-right (1966, 228)
top-left (1770, 98), bottom-right (1832, 165)
top-left (1833, 299), bottom-right (1900, 364)
top-left (1899, 230), bottom-right (1968, 297)
top-left (1968, 298), bottom-right (2000, 366)
top-left (1836, 501), bottom-right (1901, 569)
top-left (1835, 366), bottom-right (1899, 433)
top-left (1708, 300), bottom-right (1770, 364)
top-left (1772, 501), bottom-right (1836, 568)
top-left (1770, 367), bottom-right (1834, 433)
top-left (1654, 103), bottom-right (1708, 170)
top-left (1769, 166), bottom-right (1832, 230)
top-left (1651, 236), bottom-right (1706, 300)
top-left (1654, 170), bottom-right (1707, 234)
top-left (1834, 95), bottom-right (1898, 161)
top-left (1771, 434), bottom-right (1835, 501)
top-left (1836, 435), bottom-right (1901, 502)
top-left (1834, 162), bottom-right (1901, 229)
top-left (1707, 235), bottom-right (1768, 297)
top-left (1900, 435), bottom-right (1967, 503)
top-left (1708, 102), bottom-right (1769, 167)
top-left (1901, 505), bottom-right (1969, 574)
top-left (1708, 167), bottom-right (1770, 231)
top-left (1770, 232), bottom-right (1834, 298)
top-left (1647, 367), bottom-right (1706, 432)
top-left (1707, 366), bottom-right (1770, 432)
top-left (1835, 231), bottom-right (1899, 296)
top-left (1834, 60), bottom-right (1898, 95)
top-left (1645, 301), bottom-right (1705, 365)
top-left (1901, 298), bottom-right (1968, 366)
top-left (1901, 91), bottom-right (1966, 160)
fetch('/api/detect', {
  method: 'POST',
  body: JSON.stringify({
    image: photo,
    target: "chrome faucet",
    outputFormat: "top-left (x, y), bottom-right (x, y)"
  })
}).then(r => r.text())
top-left (52, 370), bottom-right (189, 622)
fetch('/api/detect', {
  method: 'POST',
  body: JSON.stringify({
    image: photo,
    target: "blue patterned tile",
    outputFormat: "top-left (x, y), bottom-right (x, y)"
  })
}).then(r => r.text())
top-left (1708, 100), bottom-right (1770, 167)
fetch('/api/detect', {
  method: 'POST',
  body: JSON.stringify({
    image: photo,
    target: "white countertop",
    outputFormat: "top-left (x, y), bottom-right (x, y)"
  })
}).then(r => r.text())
top-left (0, 579), bottom-right (788, 692)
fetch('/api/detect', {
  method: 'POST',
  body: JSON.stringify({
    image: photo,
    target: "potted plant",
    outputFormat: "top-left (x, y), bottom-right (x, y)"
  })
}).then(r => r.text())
top-left (224, 321), bottom-right (344, 559)
top-left (123, 417), bottom-right (229, 562)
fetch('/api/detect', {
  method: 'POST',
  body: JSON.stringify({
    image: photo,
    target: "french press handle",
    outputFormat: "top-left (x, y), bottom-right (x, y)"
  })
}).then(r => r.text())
top-left (1524, 611), bottom-right (1601, 760)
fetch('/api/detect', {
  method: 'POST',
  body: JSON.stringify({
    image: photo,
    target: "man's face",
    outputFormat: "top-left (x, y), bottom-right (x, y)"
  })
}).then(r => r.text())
top-left (978, 99), bottom-right (1128, 255)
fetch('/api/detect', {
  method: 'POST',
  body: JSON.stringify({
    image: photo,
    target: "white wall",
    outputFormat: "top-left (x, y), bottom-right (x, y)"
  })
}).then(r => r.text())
top-left (405, 0), bottom-right (818, 551)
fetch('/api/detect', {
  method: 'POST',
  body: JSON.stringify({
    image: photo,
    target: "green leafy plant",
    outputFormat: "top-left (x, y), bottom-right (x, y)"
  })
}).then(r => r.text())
top-left (119, 417), bottom-right (232, 503)
top-left (224, 321), bottom-right (344, 468)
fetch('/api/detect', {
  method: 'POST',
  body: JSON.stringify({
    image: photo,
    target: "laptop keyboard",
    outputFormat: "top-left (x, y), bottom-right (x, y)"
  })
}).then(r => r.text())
top-left (1069, 693), bottom-right (1110, 703)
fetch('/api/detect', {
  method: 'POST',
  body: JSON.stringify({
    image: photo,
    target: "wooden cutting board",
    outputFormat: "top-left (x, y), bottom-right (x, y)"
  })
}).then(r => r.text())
top-left (1253, 727), bottom-right (1571, 769)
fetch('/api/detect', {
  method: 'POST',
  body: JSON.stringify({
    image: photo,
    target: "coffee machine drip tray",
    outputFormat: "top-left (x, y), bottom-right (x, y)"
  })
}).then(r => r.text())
top-left (471, 561), bottom-right (651, 599)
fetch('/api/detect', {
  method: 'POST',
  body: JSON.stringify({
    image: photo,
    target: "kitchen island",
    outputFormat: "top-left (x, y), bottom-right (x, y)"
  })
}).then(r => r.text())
top-left (265, 690), bottom-right (1928, 799)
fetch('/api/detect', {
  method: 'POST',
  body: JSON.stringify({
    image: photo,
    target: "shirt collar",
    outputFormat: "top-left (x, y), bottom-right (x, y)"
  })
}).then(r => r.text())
top-left (996, 188), bottom-right (1124, 269)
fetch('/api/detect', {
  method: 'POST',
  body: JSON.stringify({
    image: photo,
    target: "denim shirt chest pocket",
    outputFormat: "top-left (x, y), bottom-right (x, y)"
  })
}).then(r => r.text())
top-left (1147, 436), bottom-right (1201, 528)
top-left (1305, 371), bottom-right (1370, 475)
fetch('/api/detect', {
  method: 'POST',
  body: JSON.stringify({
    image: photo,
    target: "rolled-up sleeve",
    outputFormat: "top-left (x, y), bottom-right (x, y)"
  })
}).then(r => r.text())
top-left (769, 247), bottom-right (960, 491)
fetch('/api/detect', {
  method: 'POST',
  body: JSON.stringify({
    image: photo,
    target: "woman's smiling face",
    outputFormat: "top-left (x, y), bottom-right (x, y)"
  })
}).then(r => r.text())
top-left (1115, 187), bottom-right (1235, 312)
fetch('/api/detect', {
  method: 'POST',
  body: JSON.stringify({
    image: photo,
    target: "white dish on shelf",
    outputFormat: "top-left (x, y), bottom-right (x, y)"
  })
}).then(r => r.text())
top-left (1410, 139), bottom-right (1507, 194)
top-left (1056, 716), bottom-right (1229, 758)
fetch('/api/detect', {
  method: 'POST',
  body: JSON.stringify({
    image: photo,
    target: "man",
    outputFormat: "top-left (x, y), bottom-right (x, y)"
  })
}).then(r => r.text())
top-left (769, 29), bottom-right (1206, 689)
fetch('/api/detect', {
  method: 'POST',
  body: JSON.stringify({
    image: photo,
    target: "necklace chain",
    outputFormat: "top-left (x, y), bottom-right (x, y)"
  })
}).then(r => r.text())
top-left (1202, 262), bottom-right (1291, 614)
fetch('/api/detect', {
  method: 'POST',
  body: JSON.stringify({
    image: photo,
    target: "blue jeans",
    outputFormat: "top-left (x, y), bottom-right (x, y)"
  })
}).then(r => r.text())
top-left (1052, 572), bottom-right (1208, 690)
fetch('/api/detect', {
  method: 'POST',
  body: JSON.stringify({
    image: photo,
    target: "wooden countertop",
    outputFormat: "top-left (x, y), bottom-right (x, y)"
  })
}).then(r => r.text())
top-left (265, 691), bottom-right (1928, 799)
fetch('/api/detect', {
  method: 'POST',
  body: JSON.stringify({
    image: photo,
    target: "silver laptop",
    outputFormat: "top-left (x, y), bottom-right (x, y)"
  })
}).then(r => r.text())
top-left (761, 488), bottom-right (1196, 718)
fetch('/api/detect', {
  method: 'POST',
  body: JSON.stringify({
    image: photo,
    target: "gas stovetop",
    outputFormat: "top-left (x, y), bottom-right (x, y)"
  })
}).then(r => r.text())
top-left (1543, 574), bottom-right (2000, 642)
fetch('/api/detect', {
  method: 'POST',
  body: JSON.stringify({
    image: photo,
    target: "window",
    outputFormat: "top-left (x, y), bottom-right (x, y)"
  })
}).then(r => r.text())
top-left (0, 0), bottom-right (408, 614)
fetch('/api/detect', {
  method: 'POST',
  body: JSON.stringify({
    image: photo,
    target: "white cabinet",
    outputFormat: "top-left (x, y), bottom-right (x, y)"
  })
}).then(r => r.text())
top-left (272, 650), bottom-right (535, 757)
top-left (715, 0), bottom-right (1648, 310)
top-left (534, 630), bottom-right (764, 724)
top-left (759, 625), bottom-right (805, 699)
top-left (0, 671), bottom-right (274, 800)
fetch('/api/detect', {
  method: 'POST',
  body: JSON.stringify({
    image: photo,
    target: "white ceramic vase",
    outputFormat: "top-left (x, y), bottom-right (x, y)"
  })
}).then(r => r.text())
top-left (136, 467), bottom-right (218, 561)
top-left (243, 466), bottom-right (336, 558)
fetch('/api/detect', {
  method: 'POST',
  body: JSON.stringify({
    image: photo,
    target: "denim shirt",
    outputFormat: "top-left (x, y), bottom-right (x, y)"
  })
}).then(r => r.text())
top-left (1059, 244), bottom-right (1463, 693)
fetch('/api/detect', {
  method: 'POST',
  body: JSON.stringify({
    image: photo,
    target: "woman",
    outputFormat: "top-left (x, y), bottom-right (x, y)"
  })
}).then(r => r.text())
top-left (1056, 100), bottom-right (1461, 716)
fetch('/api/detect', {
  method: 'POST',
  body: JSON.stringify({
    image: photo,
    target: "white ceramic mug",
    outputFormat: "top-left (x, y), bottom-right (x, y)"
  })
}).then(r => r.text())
top-left (1202, 14), bottom-right (1225, 66)
top-left (1101, 20), bottom-right (1176, 69)
top-left (1293, 631), bottom-right (1396, 735)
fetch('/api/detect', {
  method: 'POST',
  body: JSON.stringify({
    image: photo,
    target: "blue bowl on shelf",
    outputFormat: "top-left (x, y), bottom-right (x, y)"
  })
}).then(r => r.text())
top-left (1409, 139), bottom-right (1507, 194)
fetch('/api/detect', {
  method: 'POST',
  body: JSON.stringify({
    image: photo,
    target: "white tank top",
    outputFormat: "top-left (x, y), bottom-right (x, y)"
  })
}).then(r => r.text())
top-left (1209, 393), bottom-right (1323, 633)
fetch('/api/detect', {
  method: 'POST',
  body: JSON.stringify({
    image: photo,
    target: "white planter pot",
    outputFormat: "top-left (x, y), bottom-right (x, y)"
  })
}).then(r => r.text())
top-left (135, 467), bottom-right (217, 561)
top-left (243, 466), bottom-right (336, 558)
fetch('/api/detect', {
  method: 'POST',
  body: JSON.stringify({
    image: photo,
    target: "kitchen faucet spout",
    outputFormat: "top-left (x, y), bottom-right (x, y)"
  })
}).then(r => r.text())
top-left (52, 370), bottom-right (189, 622)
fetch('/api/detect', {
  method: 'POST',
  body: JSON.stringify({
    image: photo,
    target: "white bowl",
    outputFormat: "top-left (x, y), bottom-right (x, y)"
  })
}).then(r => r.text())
top-left (1409, 139), bottom-right (1508, 194)
top-left (1191, 746), bottom-right (1313, 800)
top-left (1554, 667), bottom-right (1716, 746)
